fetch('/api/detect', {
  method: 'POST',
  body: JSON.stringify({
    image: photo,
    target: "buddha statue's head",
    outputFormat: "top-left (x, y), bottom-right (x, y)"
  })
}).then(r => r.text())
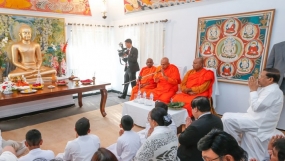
top-left (18, 24), bottom-right (32, 41)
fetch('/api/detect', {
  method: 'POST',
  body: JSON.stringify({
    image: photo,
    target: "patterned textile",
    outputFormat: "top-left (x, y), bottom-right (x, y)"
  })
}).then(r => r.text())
top-left (134, 126), bottom-right (180, 161)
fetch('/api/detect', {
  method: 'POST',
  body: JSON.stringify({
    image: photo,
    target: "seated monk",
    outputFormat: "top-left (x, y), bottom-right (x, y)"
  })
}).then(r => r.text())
top-left (8, 24), bottom-right (56, 80)
top-left (130, 58), bottom-right (157, 100)
top-left (172, 58), bottom-right (214, 117)
top-left (145, 57), bottom-right (181, 103)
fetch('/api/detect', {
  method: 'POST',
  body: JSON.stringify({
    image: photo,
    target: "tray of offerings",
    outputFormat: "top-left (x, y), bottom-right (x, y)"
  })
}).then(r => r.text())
top-left (30, 83), bottom-right (44, 89)
top-left (20, 89), bottom-right (37, 94)
top-left (80, 79), bottom-right (93, 85)
top-left (55, 80), bottom-right (68, 86)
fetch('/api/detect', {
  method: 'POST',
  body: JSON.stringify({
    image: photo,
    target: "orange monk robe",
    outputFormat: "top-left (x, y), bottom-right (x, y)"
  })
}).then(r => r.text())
top-left (172, 68), bottom-right (214, 116)
top-left (130, 66), bottom-right (157, 100)
top-left (146, 64), bottom-right (181, 103)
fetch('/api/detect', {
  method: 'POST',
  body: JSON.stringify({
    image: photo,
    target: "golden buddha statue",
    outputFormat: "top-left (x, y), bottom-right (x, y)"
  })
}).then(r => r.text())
top-left (8, 24), bottom-right (56, 81)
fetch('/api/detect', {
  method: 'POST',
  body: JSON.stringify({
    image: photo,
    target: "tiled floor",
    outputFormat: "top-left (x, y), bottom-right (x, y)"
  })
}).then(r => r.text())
top-left (0, 92), bottom-right (129, 131)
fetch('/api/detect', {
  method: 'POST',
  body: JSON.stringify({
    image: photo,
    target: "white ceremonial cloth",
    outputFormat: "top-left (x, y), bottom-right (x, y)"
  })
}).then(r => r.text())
top-left (56, 134), bottom-right (100, 161)
top-left (18, 148), bottom-right (54, 161)
top-left (122, 101), bottom-right (188, 127)
top-left (134, 126), bottom-right (179, 161)
top-left (116, 131), bottom-right (141, 161)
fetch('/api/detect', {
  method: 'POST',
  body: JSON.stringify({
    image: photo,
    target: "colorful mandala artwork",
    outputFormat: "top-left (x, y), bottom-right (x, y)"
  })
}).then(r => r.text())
top-left (196, 9), bottom-right (275, 84)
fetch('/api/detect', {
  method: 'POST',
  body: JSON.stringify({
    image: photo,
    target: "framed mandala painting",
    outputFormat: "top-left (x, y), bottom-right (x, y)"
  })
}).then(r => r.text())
top-left (195, 9), bottom-right (275, 84)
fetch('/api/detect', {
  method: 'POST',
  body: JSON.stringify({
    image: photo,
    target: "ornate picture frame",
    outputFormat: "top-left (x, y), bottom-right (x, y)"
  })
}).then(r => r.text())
top-left (195, 9), bottom-right (275, 84)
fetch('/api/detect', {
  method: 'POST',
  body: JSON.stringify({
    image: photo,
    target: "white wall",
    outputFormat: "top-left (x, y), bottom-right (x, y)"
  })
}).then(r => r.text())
top-left (108, 0), bottom-right (285, 129)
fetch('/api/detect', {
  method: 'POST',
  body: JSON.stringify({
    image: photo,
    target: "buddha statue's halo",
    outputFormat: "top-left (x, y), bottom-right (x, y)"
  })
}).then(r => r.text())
top-left (9, 21), bottom-right (36, 42)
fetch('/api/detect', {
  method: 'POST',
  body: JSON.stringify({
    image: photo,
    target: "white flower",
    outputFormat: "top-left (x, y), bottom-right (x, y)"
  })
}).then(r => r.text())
top-left (51, 43), bottom-right (57, 51)
top-left (2, 37), bottom-right (8, 43)
top-left (0, 81), bottom-right (16, 93)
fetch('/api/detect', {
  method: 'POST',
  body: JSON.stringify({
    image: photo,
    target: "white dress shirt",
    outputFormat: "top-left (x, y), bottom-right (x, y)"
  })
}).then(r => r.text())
top-left (60, 134), bottom-right (100, 161)
top-left (0, 151), bottom-right (18, 161)
top-left (0, 130), bottom-right (2, 152)
top-left (197, 112), bottom-right (211, 119)
top-left (244, 83), bottom-right (283, 141)
top-left (18, 148), bottom-right (54, 161)
top-left (116, 131), bottom-right (141, 161)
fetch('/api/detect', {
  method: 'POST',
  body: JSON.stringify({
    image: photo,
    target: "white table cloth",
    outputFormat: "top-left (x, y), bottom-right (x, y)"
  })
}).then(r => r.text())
top-left (122, 101), bottom-right (188, 127)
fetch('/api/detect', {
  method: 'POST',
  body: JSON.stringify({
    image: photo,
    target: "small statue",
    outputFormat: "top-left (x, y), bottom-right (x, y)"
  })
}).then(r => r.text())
top-left (260, 13), bottom-right (268, 28)
top-left (252, 68), bottom-right (259, 79)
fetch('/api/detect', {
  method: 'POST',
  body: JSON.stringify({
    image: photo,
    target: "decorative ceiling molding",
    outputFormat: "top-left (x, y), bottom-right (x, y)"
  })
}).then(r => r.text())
top-left (0, 0), bottom-right (92, 16)
top-left (124, 0), bottom-right (202, 14)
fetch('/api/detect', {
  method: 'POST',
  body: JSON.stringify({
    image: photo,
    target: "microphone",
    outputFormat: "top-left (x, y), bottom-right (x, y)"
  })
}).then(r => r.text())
top-left (122, 70), bottom-right (161, 85)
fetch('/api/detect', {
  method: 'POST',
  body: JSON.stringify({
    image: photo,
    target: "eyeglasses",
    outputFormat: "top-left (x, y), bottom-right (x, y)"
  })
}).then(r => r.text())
top-left (202, 156), bottom-right (222, 161)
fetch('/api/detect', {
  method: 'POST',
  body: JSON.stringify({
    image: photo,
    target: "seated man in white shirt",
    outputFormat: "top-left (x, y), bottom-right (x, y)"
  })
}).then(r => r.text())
top-left (19, 129), bottom-right (55, 161)
top-left (117, 115), bottom-right (141, 161)
top-left (222, 68), bottom-right (284, 160)
top-left (56, 117), bottom-right (100, 161)
top-left (0, 146), bottom-right (18, 161)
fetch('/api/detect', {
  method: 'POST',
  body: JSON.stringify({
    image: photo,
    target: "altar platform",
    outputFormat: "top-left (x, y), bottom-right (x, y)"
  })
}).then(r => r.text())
top-left (0, 81), bottom-right (111, 118)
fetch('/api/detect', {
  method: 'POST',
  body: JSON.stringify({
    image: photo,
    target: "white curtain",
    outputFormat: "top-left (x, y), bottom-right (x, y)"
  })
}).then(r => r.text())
top-left (120, 22), bottom-right (165, 67)
top-left (67, 25), bottom-right (115, 89)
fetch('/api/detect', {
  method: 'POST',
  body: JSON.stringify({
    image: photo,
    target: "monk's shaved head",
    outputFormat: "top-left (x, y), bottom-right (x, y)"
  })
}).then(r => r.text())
top-left (161, 57), bottom-right (170, 69)
top-left (193, 57), bottom-right (204, 71)
top-left (146, 58), bottom-right (154, 68)
top-left (196, 57), bottom-right (203, 64)
top-left (146, 58), bottom-right (153, 63)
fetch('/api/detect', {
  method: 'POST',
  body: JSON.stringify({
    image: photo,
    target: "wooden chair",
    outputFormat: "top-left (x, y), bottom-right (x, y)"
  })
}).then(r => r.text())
top-left (209, 97), bottom-right (218, 115)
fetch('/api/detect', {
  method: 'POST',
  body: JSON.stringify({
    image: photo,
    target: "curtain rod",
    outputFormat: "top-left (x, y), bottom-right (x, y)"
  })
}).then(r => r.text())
top-left (66, 23), bottom-right (114, 27)
top-left (119, 19), bottom-right (168, 28)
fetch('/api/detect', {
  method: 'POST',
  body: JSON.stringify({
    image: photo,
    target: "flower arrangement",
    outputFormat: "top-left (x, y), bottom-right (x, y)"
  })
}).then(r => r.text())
top-left (0, 81), bottom-right (16, 94)
top-left (49, 41), bottom-right (68, 77)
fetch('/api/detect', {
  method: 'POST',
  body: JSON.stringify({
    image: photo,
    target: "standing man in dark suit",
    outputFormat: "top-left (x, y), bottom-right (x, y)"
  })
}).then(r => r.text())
top-left (177, 96), bottom-right (223, 161)
top-left (119, 39), bottom-right (140, 99)
top-left (266, 41), bottom-right (285, 95)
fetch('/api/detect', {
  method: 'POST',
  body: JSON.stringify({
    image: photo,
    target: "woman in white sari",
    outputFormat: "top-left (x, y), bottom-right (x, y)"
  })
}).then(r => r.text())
top-left (134, 107), bottom-right (180, 161)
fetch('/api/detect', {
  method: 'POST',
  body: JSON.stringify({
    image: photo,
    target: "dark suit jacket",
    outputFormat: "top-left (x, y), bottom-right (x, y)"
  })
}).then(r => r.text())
top-left (177, 114), bottom-right (223, 161)
top-left (266, 41), bottom-right (285, 93)
top-left (122, 46), bottom-right (140, 73)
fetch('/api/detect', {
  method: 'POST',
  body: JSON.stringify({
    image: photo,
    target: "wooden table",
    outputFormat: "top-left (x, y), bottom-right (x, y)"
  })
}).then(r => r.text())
top-left (0, 82), bottom-right (111, 117)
